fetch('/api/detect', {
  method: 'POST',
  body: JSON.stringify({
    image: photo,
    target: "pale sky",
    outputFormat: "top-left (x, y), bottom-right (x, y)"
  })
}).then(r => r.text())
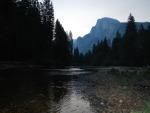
top-left (40, 0), bottom-right (150, 39)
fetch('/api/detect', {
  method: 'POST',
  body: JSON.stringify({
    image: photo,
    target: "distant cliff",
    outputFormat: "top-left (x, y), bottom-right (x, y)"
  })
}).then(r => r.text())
top-left (74, 17), bottom-right (149, 54)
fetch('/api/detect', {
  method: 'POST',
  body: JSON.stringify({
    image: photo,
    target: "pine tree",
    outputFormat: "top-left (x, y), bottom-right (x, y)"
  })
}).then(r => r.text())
top-left (143, 25), bottom-right (150, 65)
top-left (0, 0), bottom-right (17, 60)
top-left (136, 24), bottom-right (146, 66)
top-left (54, 19), bottom-right (71, 65)
top-left (73, 48), bottom-right (80, 65)
top-left (42, 0), bottom-right (54, 44)
top-left (122, 14), bottom-right (137, 66)
top-left (68, 31), bottom-right (73, 58)
top-left (91, 38), bottom-right (111, 65)
top-left (112, 32), bottom-right (122, 65)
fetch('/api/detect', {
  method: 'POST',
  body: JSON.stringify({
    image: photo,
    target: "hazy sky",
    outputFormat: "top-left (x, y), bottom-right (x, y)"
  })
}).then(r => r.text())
top-left (40, 0), bottom-right (150, 38)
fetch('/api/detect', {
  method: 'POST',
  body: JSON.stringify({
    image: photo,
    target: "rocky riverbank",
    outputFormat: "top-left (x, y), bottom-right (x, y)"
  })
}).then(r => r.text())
top-left (82, 67), bottom-right (150, 113)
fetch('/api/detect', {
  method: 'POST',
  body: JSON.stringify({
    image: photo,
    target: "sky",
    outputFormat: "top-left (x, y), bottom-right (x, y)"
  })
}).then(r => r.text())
top-left (40, 0), bottom-right (150, 39)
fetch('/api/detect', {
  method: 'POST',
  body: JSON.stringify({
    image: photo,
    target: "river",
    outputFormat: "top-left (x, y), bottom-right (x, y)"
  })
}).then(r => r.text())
top-left (0, 67), bottom-right (97, 113)
top-left (0, 67), bottom-right (150, 113)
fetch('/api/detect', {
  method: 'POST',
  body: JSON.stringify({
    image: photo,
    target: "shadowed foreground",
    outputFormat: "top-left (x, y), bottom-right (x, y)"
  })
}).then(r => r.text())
top-left (0, 67), bottom-right (150, 113)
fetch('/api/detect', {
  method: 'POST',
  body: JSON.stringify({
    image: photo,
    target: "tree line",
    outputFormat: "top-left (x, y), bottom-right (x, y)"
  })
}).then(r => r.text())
top-left (73, 14), bottom-right (150, 66)
top-left (1, 1), bottom-right (149, 67)
top-left (0, 0), bottom-right (73, 66)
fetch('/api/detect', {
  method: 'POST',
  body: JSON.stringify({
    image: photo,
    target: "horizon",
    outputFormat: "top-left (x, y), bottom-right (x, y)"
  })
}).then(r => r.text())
top-left (39, 0), bottom-right (150, 39)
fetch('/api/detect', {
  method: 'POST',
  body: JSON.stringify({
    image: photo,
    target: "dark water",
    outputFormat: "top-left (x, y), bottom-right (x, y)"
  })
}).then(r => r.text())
top-left (0, 67), bottom-right (96, 113)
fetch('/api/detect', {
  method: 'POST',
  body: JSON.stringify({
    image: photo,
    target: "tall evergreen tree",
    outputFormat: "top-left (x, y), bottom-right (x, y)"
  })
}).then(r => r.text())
top-left (68, 31), bottom-right (73, 60)
top-left (143, 25), bottom-right (150, 65)
top-left (135, 24), bottom-right (146, 66)
top-left (54, 20), bottom-right (72, 65)
top-left (42, 0), bottom-right (54, 44)
top-left (122, 14), bottom-right (137, 66)
top-left (73, 48), bottom-right (80, 65)
top-left (0, 0), bottom-right (17, 60)
top-left (112, 31), bottom-right (122, 65)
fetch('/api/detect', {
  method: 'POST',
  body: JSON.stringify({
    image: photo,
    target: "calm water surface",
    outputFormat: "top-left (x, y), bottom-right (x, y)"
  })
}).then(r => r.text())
top-left (0, 67), bottom-right (96, 113)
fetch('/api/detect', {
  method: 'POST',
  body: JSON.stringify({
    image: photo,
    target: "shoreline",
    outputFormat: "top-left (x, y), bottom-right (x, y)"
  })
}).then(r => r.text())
top-left (82, 68), bottom-right (150, 113)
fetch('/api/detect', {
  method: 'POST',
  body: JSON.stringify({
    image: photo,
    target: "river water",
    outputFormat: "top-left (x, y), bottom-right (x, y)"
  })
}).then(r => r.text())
top-left (0, 67), bottom-right (97, 113)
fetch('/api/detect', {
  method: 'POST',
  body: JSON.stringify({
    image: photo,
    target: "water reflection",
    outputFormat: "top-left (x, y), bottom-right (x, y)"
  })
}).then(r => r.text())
top-left (0, 68), bottom-right (93, 113)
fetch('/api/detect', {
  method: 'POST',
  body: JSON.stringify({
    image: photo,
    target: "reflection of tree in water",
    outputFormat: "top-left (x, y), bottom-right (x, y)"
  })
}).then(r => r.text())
top-left (0, 70), bottom-right (71, 113)
top-left (48, 75), bottom-right (71, 112)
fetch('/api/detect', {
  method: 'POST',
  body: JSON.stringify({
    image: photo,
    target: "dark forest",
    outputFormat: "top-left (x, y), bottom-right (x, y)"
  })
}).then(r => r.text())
top-left (1, 0), bottom-right (150, 67)
top-left (0, 0), bottom-right (73, 66)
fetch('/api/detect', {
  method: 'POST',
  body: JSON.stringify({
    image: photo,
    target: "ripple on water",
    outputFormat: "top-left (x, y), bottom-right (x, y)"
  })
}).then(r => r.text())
top-left (47, 73), bottom-right (94, 113)
top-left (59, 91), bottom-right (93, 113)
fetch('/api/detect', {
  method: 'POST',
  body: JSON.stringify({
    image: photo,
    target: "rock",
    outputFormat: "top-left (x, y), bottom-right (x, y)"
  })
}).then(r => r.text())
top-left (119, 99), bottom-right (123, 103)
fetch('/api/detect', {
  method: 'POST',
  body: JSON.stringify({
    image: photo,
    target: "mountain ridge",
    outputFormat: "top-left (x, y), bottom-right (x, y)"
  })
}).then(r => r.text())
top-left (74, 17), bottom-right (150, 54)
